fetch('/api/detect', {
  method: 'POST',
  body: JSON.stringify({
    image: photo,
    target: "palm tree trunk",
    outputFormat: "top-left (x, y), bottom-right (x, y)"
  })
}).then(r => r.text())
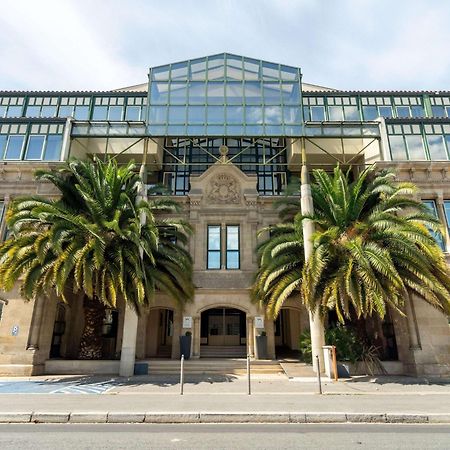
top-left (78, 296), bottom-right (105, 360)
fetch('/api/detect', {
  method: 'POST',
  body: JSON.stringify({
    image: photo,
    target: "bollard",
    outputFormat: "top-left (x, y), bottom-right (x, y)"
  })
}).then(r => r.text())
top-left (180, 354), bottom-right (184, 395)
top-left (247, 354), bottom-right (251, 395)
top-left (316, 354), bottom-right (322, 394)
top-left (331, 345), bottom-right (338, 382)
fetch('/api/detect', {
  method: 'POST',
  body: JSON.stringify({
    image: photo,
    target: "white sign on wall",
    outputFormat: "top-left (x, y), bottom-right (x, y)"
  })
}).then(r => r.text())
top-left (254, 316), bottom-right (265, 329)
top-left (183, 316), bottom-right (193, 328)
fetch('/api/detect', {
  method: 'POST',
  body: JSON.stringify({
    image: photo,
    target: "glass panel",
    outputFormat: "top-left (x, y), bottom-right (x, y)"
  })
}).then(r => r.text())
top-left (187, 106), bottom-right (205, 124)
top-left (44, 135), bottom-right (62, 160)
top-left (226, 55), bottom-right (243, 80)
top-left (405, 135), bottom-right (425, 160)
top-left (206, 82), bottom-right (225, 105)
top-left (363, 106), bottom-right (378, 120)
top-left (59, 105), bottom-right (73, 117)
top-left (281, 83), bottom-right (300, 105)
top-left (226, 106), bottom-right (244, 124)
top-left (426, 135), bottom-right (447, 160)
top-left (264, 106), bottom-right (282, 124)
top-left (262, 61), bottom-right (279, 81)
top-left (208, 226), bottom-right (221, 250)
top-left (26, 106), bottom-right (40, 117)
top-left (245, 106), bottom-right (263, 124)
top-left (283, 106), bottom-right (301, 124)
top-left (396, 106), bottom-right (410, 118)
top-left (151, 66), bottom-right (170, 81)
top-left (243, 59), bottom-right (260, 80)
top-left (207, 251), bottom-right (221, 270)
top-left (168, 106), bottom-right (186, 123)
top-left (25, 135), bottom-right (45, 160)
top-left (108, 106), bottom-right (123, 121)
top-left (6, 106), bottom-right (22, 117)
top-left (378, 106), bottom-right (393, 118)
top-left (207, 55), bottom-right (225, 80)
top-left (0, 106), bottom-right (6, 118)
top-left (423, 200), bottom-right (446, 250)
top-left (226, 82), bottom-right (243, 104)
top-left (171, 62), bottom-right (188, 81)
top-left (263, 83), bottom-right (281, 104)
top-left (328, 106), bottom-right (344, 121)
top-left (244, 81), bottom-right (261, 104)
top-left (188, 82), bottom-right (206, 104)
top-left (432, 105), bottom-right (446, 117)
top-left (150, 82), bottom-right (169, 104)
top-left (444, 201), bottom-right (450, 239)
top-left (41, 106), bottom-right (57, 117)
top-left (191, 58), bottom-right (207, 81)
top-left (226, 251), bottom-right (239, 269)
top-left (5, 135), bottom-right (25, 159)
top-left (411, 105), bottom-right (425, 118)
top-left (92, 106), bottom-right (108, 120)
top-left (149, 106), bottom-right (167, 123)
top-left (389, 135), bottom-right (407, 160)
top-left (0, 135), bottom-right (8, 159)
top-left (226, 226), bottom-right (239, 250)
top-left (125, 106), bottom-right (141, 121)
top-left (207, 106), bottom-right (224, 124)
top-left (343, 105), bottom-right (360, 120)
top-left (170, 82), bottom-right (187, 104)
top-left (310, 106), bottom-right (325, 121)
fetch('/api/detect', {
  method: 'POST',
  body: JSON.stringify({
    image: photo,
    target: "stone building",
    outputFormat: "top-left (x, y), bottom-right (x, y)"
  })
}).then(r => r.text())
top-left (0, 54), bottom-right (449, 377)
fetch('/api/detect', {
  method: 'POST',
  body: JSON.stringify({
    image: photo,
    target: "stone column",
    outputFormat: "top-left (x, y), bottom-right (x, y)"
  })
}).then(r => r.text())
top-left (119, 306), bottom-right (138, 376)
top-left (192, 316), bottom-right (201, 358)
top-left (300, 147), bottom-right (325, 373)
top-left (26, 295), bottom-right (46, 350)
top-left (265, 318), bottom-right (276, 359)
top-left (404, 292), bottom-right (421, 350)
top-left (246, 316), bottom-right (254, 357)
top-left (171, 308), bottom-right (182, 359)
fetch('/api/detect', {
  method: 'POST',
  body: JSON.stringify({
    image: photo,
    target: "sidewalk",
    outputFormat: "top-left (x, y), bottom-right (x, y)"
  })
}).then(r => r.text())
top-left (0, 374), bottom-right (449, 424)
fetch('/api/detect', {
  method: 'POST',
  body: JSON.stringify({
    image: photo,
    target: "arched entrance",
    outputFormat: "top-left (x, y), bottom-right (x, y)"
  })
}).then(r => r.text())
top-left (200, 307), bottom-right (246, 358)
top-left (146, 308), bottom-right (174, 358)
top-left (275, 308), bottom-right (302, 359)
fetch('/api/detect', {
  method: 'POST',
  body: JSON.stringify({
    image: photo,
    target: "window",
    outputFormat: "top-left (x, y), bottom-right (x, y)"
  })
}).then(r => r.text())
top-left (444, 201), bottom-right (450, 242)
top-left (207, 225), bottom-right (221, 269)
top-left (423, 200), bottom-right (446, 251)
top-left (226, 225), bottom-right (240, 269)
top-left (25, 135), bottom-right (46, 160)
top-left (207, 225), bottom-right (240, 270)
top-left (4, 135), bottom-right (25, 160)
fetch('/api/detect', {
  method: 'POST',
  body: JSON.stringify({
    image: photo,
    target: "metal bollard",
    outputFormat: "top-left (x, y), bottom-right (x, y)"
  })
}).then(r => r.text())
top-left (247, 354), bottom-right (251, 395)
top-left (180, 354), bottom-right (184, 395)
top-left (316, 355), bottom-right (322, 395)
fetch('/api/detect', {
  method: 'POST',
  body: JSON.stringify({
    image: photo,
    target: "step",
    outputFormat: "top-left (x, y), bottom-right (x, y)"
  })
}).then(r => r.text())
top-left (144, 359), bottom-right (283, 375)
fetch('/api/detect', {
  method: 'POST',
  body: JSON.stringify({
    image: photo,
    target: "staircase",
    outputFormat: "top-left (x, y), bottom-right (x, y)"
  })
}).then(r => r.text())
top-left (200, 345), bottom-right (246, 358)
top-left (145, 359), bottom-right (283, 376)
top-left (156, 345), bottom-right (172, 358)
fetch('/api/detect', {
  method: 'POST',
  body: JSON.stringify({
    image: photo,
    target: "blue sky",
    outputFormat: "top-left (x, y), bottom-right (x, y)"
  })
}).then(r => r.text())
top-left (1, 0), bottom-right (448, 91)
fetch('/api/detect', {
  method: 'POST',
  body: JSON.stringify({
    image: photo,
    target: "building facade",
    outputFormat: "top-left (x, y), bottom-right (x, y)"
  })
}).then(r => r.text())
top-left (0, 54), bottom-right (449, 377)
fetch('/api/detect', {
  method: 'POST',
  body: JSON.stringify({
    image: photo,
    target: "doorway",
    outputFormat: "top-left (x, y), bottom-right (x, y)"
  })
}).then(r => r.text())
top-left (200, 308), bottom-right (246, 346)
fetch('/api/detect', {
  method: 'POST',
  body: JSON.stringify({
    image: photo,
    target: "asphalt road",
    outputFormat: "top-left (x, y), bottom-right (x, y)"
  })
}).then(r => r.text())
top-left (0, 423), bottom-right (449, 449)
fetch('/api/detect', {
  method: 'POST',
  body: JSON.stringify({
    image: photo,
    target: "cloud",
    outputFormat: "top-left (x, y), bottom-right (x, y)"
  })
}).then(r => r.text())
top-left (0, 0), bottom-right (447, 91)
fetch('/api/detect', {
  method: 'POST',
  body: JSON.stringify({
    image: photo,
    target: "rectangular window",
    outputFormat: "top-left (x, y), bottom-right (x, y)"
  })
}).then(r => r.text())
top-left (43, 135), bottom-right (62, 160)
top-left (4, 135), bottom-right (25, 160)
top-left (25, 135), bottom-right (45, 160)
top-left (207, 225), bottom-right (221, 269)
top-left (444, 201), bottom-right (450, 242)
top-left (226, 225), bottom-right (240, 269)
top-left (423, 200), bottom-right (446, 251)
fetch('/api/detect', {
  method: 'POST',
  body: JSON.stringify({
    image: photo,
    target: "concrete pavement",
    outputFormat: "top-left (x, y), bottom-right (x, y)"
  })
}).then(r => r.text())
top-left (0, 374), bottom-right (449, 424)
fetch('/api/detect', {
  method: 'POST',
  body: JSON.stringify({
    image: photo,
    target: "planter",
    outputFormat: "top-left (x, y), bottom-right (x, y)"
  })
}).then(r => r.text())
top-left (255, 335), bottom-right (267, 359)
top-left (338, 360), bottom-right (404, 376)
top-left (179, 335), bottom-right (192, 360)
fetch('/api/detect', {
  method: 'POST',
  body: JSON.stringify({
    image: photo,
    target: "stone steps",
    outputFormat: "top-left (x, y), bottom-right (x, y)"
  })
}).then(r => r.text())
top-left (145, 359), bottom-right (283, 375)
top-left (200, 346), bottom-right (247, 358)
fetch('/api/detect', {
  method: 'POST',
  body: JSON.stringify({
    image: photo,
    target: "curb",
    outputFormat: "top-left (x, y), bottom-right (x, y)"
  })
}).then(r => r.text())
top-left (0, 412), bottom-right (449, 424)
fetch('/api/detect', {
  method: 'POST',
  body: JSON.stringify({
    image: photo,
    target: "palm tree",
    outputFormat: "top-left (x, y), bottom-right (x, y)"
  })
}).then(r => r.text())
top-left (252, 166), bottom-right (450, 324)
top-left (0, 157), bottom-right (194, 359)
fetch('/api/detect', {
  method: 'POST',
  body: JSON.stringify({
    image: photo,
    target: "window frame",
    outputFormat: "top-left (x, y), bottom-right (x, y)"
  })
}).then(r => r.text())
top-left (225, 225), bottom-right (240, 270)
top-left (207, 224), bottom-right (222, 270)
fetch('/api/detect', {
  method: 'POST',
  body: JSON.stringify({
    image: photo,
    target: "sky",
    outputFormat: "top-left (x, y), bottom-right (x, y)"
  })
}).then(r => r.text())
top-left (1, 0), bottom-right (449, 92)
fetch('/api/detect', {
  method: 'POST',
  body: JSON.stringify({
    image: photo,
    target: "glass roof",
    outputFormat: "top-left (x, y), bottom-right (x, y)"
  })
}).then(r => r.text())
top-left (147, 53), bottom-right (303, 137)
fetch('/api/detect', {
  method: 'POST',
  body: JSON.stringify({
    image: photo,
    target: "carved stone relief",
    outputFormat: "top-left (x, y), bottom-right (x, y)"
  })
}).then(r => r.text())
top-left (207, 173), bottom-right (241, 204)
